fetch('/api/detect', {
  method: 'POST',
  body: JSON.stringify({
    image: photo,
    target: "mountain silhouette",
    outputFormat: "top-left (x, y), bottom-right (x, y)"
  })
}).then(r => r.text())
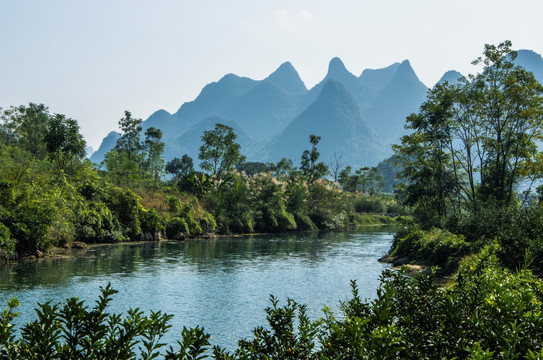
top-left (89, 131), bottom-right (120, 164)
top-left (264, 61), bottom-right (307, 95)
top-left (515, 50), bottom-right (543, 83)
top-left (166, 74), bottom-right (257, 138)
top-left (435, 70), bottom-right (464, 87)
top-left (269, 79), bottom-right (384, 168)
top-left (359, 62), bottom-right (401, 91)
top-left (222, 81), bottom-right (304, 140)
top-left (365, 60), bottom-right (428, 147)
top-left (168, 116), bottom-right (264, 165)
top-left (303, 57), bottom-right (374, 113)
top-left (91, 49), bottom-right (543, 169)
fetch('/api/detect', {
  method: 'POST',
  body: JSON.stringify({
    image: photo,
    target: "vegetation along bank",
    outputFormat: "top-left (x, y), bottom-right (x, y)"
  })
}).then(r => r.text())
top-left (0, 100), bottom-right (403, 261)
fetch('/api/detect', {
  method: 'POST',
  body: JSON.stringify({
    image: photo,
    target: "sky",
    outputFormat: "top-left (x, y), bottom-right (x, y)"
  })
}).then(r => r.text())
top-left (1, 0), bottom-right (542, 149)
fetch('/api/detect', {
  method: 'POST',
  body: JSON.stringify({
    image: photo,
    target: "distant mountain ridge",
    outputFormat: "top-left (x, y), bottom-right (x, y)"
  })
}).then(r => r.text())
top-left (269, 79), bottom-right (384, 166)
top-left (91, 49), bottom-right (543, 169)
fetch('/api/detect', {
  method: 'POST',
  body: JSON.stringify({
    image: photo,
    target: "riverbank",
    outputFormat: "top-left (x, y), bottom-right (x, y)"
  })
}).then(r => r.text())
top-left (1, 214), bottom-right (405, 263)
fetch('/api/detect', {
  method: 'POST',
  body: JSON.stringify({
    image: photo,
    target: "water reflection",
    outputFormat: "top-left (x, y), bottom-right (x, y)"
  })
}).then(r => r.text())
top-left (0, 228), bottom-right (394, 350)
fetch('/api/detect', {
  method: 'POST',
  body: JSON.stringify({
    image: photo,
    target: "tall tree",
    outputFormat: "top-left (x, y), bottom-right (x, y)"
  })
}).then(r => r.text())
top-left (115, 111), bottom-right (143, 163)
top-left (363, 167), bottom-right (385, 196)
top-left (393, 84), bottom-right (458, 223)
top-left (300, 135), bottom-right (329, 184)
top-left (469, 41), bottom-right (543, 203)
top-left (199, 123), bottom-right (245, 180)
top-left (1, 103), bottom-right (50, 159)
top-left (166, 155), bottom-right (194, 179)
top-left (44, 114), bottom-right (87, 171)
top-left (104, 111), bottom-right (147, 186)
top-left (143, 127), bottom-right (165, 185)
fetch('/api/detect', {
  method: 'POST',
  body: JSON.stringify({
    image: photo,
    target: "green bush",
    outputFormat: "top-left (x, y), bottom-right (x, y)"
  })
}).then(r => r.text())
top-left (354, 197), bottom-right (386, 213)
top-left (386, 202), bottom-right (406, 215)
top-left (0, 284), bottom-right (209, 360)
top-left (165, 195), bottom-right (182, 213)
top-left (140, 208), bottom-right (165, 239)
top-left (105, 187), bottom-right (143, 240)
top-left (497, 206), bottom-right (543, 276)
top-left (76, 202), bottom-right (124, 243)
top-left (166, 217), bottom-right (190, 238)
top-left (392, 225), bottom-right (468, 272)
top-left (0, 223), bottom-right (14, 259)
top-left (204, 177), bottom-right (254, 234)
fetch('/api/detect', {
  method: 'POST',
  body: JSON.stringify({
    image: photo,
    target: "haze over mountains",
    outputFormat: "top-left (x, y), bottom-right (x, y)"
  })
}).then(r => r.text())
top-left (91, 49), bottom-right (543, 169)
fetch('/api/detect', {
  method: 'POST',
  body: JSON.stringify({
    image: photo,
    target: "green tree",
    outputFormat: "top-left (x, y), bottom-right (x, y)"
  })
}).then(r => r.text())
top-left (272, 158), bottom-right (298, 181)
top-left (198, 123), bottom-right (245, 180)
top-left (44, 114), bottom-right (87, 172)
top-left (339, 166), bottom-right (368, 193)
top-left (143, 127), bottom-right (165, 186)
top-left (116, 111), bottom-right (143, 162)
top-left (339, 166), bottom-right (354, 192)
top-left (103, 111), bottom-right (147, 186)
top-left (166, 155), bottom-right (194, 179)
top-left (469, 41), bottom-right (543, 203)
top-left (394, 41), bottom-right (543, 224)
top-left (363, 167), bottom-right (384, 196)
top-left (1, 103), bottom-right (51, 159)
top-left (300, 135), bottom-right (329, 184)
top-left (393, 84), bottom-right (458, 224)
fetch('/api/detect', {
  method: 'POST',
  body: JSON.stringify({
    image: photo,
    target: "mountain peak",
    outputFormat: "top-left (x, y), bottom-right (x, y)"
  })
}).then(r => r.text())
top-left (515, 50), bottom-right (543, 83)
top-left (327, 57), bottom-right (349, 78)
top-left (275, 61), bottom-right (296, 73)
top-left (391, 60), bottom-right (423, 85)
top-left (150, 109), bottom-right (171, 117)
top-left (397, 59), bottom-right (415, 73)
top-left (436, 70), bottom-right (464, 87)
top-left (516, 49), bottom-right (543, 62)
top-left (265, 61), bottom-right (307, 94)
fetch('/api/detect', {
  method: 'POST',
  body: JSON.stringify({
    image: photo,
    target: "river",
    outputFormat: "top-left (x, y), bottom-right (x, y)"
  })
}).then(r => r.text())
top-left (0, 228), bottom-right (393, 350)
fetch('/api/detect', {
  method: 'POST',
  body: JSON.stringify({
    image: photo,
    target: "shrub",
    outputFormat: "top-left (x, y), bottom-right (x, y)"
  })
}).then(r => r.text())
top-left (166, 217), bottom-right (190, 238)
top-left (105, 187), bottom-right (143, 240)
top-left (165, 195), bottom-right (182, 213)
top-left (497, 206), bottom-right (543, 276)
top-left (76, 203), bottom-right (124, 243)
top-left (386, 202), bottom-right (406, 215)
top-left (140, 208), bottom-right (165, 239)
top-left (0, 223), bottom-right (14, 259)
top-left (354, 197), bottom-right (386, 213)
top-left (391, 225), bottom-right (468, 272)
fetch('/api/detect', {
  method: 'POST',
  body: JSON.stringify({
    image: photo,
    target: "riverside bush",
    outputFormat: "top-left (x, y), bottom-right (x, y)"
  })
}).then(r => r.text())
top-left (391, 225), bottom-right (468, 272)
top-left (354, 197), bottom-right (386, 213)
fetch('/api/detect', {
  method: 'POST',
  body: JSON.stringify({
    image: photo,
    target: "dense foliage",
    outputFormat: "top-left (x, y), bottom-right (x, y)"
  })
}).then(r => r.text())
top-left (390, 41), bottom-right (543, 275)
top-left (394, 41), bottom-right (543, 227)
top-left (0, 104), bottom-right (400, 260)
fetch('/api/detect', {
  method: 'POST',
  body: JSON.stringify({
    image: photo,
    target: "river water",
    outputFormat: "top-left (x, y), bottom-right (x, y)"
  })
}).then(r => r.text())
top-left (0, 228), bottom-right (393, 350)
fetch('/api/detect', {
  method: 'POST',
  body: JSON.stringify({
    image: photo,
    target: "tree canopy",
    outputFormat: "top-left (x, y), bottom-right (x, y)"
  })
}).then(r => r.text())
top-left (394, 41), bottom-right (543, 225)
top-left (198, 123), bottom-right (245, 180)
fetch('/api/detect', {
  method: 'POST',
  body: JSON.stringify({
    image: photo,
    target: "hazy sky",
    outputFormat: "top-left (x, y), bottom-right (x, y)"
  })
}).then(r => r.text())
top-left (1, 0), bottom-right (542, 149)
